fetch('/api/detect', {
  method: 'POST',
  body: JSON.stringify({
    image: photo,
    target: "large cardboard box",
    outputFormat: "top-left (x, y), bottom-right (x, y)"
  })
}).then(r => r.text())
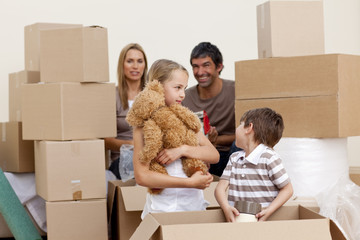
top-left (235, 54), bottom-right (360, 138)
top-left (9, 70), bottom-right (40, 122)
top-left (40, 26), bottom-right (109, 83)
top-left (25, 23), bottom-right (82, 71)
top-left (0, 122), bottom-right (34, 172)
top-left (35, 139), bottom-right (106, 201)
top-left (131, 206), bottom-right (346, 240)
top-left (257, 1), bottom-right (324, 58)
top-left (46, 199), bottom-right (107, 240)
top-left (107, 180), bottom-right (220, 240)
top-left (21, 82), bottom-right (116, 140)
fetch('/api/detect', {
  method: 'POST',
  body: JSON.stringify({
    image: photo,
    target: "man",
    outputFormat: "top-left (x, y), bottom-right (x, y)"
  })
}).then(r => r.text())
top-left (182, 42), bottom-right (239, 177)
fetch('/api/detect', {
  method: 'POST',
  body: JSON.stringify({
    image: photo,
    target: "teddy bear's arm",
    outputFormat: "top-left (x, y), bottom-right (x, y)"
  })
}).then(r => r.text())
top-left (140, 119), bottom-right (164, 164)
top-left (169, 104), bottom-right (201, 132)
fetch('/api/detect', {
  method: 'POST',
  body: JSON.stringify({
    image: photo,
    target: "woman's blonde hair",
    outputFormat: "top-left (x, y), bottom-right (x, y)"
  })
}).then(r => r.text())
top-left (147, 59), bottom-right (188, 84)
top-left (117, 43), bottom-right (148, 109)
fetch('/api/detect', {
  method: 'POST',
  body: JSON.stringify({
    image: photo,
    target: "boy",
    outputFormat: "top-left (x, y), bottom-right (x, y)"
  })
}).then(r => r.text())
top-left (215, 107), bottom-right (293, 222)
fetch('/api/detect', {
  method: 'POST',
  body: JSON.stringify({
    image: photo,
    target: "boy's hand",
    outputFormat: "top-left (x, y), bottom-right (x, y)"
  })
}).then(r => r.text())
top-left (256, 209), bottom-right (269, 221)
top-left (222, 205), bottom-right (239, 222)
top-left (189, 171), bottom-right (213, 189)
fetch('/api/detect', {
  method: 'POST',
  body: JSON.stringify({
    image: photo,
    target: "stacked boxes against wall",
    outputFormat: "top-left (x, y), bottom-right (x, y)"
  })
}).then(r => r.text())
top-left (20, 23), bottom-right (116, 240)
top-left (235, 2), bottom-right (359, 239)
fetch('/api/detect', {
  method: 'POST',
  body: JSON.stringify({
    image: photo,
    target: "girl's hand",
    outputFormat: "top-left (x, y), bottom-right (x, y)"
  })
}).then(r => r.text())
top-left (188, 171), bottom-right (213, 189)
top-left (155, 147), bottom-right (183, 165)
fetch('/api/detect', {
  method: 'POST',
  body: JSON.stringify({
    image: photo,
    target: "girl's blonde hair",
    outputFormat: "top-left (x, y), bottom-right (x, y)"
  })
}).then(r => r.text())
top-left (117, 43), bottom-right (148, 109)
top-left (147, 59), bottom-right (188, 84)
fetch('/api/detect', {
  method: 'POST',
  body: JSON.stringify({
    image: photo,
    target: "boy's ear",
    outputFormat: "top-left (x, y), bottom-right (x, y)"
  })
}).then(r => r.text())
top-left (245, 123), bottom-right (254, 134)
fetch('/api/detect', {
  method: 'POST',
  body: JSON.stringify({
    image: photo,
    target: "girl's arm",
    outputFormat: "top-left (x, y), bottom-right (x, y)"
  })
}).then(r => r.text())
top-left (156, 131), bottom-right (220, 166)
top-left (133, 127), bottom-right (213, 189)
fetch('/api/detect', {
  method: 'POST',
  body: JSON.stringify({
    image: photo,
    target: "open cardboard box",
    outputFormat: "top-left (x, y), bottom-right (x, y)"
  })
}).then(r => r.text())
top-left (107, 179), bottom-right (219, 240)
top-left (131, 205), bottom-right (346, 240)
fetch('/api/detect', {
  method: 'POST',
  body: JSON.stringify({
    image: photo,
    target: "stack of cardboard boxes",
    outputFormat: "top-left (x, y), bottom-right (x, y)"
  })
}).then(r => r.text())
top-left (1, 22), bottom-right (116, 239)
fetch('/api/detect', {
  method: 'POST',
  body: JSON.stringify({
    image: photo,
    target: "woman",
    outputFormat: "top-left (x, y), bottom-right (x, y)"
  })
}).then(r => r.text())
top-left (104, 43), bottom-right (148, 179)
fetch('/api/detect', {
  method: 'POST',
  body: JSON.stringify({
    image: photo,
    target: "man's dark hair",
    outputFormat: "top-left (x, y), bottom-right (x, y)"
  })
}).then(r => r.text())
top-left (190, 42), bottom-right (223, 74)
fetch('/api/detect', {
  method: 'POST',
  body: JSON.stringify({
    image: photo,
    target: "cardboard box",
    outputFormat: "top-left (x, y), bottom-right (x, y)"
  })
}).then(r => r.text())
top-left (131, 206), bottom-right (346, 240)
top-left (0, 122), bottom-right (34, 172)
top-left (9, 70), bottom-right (40, 122)
top-left (35, 139), bottom-right (106, 201)
top-left (257, 1), bottom-right (324, 58)
top-left (25, 23), bottom-right (82, 71)
top-left (235, 54), bottom-right (360, 138)
top-left (46, 199), bottom-right (107, 240)
top-left (349, 166), bottom-right (360, 186)
top-left (107, 180), bottom-right (220, 240)
top-left (40, 26), bottom-right (109, 83)
top-left (21, 82), bottom-right (116, 140)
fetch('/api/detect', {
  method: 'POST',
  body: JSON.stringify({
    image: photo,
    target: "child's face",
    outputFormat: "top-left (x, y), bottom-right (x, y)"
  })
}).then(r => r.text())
top-left (163, 70), bottom-right (188, 106)
top-left (235, 121), bottom-right (247, 149)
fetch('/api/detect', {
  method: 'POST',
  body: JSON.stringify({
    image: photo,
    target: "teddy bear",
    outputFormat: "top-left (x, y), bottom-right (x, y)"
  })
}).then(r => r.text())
top-left (126, 80), bottom-right (208, 194)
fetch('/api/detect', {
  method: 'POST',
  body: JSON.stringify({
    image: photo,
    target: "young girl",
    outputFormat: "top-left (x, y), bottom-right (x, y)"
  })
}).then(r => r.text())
top-left (131, 59), bottom-right (219, 219)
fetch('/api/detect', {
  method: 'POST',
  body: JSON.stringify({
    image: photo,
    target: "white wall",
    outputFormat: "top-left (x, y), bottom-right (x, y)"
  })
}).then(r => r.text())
top-left (1, 0), bottom-right (360, 165)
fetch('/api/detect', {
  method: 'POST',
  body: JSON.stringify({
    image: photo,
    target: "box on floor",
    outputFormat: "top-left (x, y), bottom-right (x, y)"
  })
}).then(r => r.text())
top-left (257, 1), bottom-right (324, 58)
top-left (0, 122), bottom-right (34, 173)
top-left (235, 54), bottom-right (360, 138)
top-left (8, 70), bottom-right (40, 122)
top-left (21, 82), bottom-right (116, 140)
top-left (35, 139), bottom-right (106, 201)
top-left (25, 22), bottom-right (82, 71)
top-left (349, 166), bottom-right (360, 185)
top-left (46, 199), bottom-right (107, 240)
top-left (40, 26), bottom-right (109, 83)
top-left (107, 179), bottom-right (220, 240)
top-left (131, 206), bottom-right (346, 240)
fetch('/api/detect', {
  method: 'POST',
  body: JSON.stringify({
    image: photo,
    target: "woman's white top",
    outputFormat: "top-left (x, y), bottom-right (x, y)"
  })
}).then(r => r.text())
top-left (141, 159), bottom-right (209, 219)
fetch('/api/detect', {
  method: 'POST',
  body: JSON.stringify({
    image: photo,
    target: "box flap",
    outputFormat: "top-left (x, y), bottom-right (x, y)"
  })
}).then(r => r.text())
top-left (330, 220), bottom-right (347, 240)
top-left (130, 214), bottom-right (160, 240)
top-left (160, 219), bottom-right (332, 240)
top-left (299, 205), bottom-right (324, 220)
top-left (121, 186), bottom-right (147, 211)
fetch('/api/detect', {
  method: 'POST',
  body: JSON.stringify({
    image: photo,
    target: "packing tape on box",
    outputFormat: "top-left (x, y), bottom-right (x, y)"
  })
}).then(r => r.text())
top-left (71, 179), bottom-right (82, 200)
top-left (274, 138), bottom-right (349, 197)
top-left (2, 123), bottom-right (5, 142)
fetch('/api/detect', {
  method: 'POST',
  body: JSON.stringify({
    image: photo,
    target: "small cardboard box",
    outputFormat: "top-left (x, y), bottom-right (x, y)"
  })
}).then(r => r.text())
top-left (9, 70), bottom-right (40, 122)
top-left (35, 139), bottom-right (106, 201)
top-left (25, 22), bottom-right (82, 71)
top-left (131, 206), bottom-right (346, 240)
top-left (0, 122), bottom-right (34, 172)
top-left (46, 199), bottom-right (107, 240)
top-left (235, 54), bottom-right (360, 138)
top-left (349, 166), bottom-right (360, 186)
top-left (40, 26), bottom-right (109, 83)
top-left (257, 1), bottom-right (324, 58)
top-left (21, 82), bottom-right (116, 140)
top-left (107, 180), bottom-right (220, 240)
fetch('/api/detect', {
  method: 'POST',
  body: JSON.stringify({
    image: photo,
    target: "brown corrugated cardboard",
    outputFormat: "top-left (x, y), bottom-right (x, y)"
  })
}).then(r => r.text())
top-left (107, 180), bottom-right (220, 240)
top-left (131, 206), bottom-right (346, 240)
top-left (0, 122), bottom-right (34, 172)
top-left (235, 54), bottom-right (360, 138)
top-left (35, 139), bottom-right (106, 201)
top-left (349, 166), bottom-right (360, 185)
top-left (40, 26), bottom-right (109, 83)
top-left (21, 82), bottom-right (116, 140)
top-left (257, 1), bottom-right (324, 58)
top-left (9, 70), bottom-right (40, 122)
top-left (24, 23), bottom-right (82, 71)
top-left (46, 199), bottom-right (107, 240)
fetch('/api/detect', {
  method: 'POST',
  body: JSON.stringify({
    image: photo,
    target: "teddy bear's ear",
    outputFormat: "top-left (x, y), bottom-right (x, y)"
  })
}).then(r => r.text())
top-left (146, 80), bottom-right (164, 96)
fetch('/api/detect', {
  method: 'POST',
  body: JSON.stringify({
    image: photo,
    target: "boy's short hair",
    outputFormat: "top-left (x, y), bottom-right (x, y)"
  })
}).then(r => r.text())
top-left (240, 107), bottom-right (284, 148)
